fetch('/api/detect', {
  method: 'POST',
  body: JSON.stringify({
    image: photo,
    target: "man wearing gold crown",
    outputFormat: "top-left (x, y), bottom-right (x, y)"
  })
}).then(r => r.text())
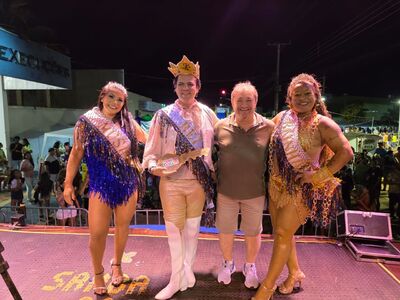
top-left (143, 55), bottom-right (218, 299)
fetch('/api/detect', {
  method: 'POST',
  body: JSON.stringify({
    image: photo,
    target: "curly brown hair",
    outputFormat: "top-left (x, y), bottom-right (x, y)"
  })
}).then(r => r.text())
top-left (286, 73), bottom-right (331, 118)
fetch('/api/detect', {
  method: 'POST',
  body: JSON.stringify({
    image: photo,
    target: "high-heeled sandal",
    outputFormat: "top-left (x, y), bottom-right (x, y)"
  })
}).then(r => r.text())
top-left (251, 284), bottom-right (276, 300)
top-left (111, 260), bottom-right (132, 287)
top-left (278, 270), bottom-right (305, 295)
top-left (93, 268), bottom-right (108, 296)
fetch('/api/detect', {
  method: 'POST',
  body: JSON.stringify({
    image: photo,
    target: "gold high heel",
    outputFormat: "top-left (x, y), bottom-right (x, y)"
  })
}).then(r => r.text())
top-left (278, 270), bottom-right (305, 294)
top-left (251, 284), bottom-right (276, 300)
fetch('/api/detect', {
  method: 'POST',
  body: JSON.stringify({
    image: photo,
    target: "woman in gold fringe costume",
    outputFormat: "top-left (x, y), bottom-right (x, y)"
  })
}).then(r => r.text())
top-left (252, 73), bottom-right (353, 299)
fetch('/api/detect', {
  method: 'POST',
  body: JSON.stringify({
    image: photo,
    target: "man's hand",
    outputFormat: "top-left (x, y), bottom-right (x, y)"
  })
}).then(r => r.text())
top-left (149, 166), bottom-right (168, 177)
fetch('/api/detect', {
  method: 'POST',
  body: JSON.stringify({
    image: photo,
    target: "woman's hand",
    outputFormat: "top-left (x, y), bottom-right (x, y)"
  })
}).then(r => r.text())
top-left (295, 170), bottom-right (316, 185)
top-left (63, 183), bottom-right (76, 205)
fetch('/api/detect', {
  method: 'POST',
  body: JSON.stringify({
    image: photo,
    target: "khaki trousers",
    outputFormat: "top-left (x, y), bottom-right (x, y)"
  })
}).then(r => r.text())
top-left (159, 178), bottom-right (205, 230)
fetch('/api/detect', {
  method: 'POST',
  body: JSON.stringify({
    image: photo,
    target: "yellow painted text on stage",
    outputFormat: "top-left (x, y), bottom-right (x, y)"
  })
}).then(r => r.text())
top-left (41, 271), bottom-right (150, 298)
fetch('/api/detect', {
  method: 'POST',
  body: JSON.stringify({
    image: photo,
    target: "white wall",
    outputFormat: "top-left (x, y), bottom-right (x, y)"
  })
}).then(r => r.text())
top-left (8, 106), bottom-right (86, 138)
top-left (7, 101), bottom-right (152, 169)
top-left (4, 69), bottom-right (153, 168)
top-left (49, 69), bottom-right (150, 110)
top-left (0, 76), bottom-right (10, 157)
top-left (8, 106), bottom-right (86, 169)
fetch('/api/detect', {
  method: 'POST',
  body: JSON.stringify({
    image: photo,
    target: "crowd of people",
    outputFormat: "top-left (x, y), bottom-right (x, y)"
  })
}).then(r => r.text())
top-left (339, 142), bottom-right (400, 219)
top-left (1, 135), bottom-right (80, 224)
top-left (1, 55), bottom-right (400, 299)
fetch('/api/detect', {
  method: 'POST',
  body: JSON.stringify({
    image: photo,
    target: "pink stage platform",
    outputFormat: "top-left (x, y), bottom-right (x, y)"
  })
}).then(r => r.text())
top-left (0, 226), bottom-right (399, 300)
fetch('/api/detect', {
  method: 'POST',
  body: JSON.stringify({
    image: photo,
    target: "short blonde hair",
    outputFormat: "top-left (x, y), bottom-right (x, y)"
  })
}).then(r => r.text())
top-left (231, 81), bottom-right (258, 102)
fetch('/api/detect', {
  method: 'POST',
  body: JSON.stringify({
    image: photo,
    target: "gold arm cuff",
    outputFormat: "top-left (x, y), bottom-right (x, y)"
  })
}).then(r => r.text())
top-left (311, 166), bottom-right (334, 186)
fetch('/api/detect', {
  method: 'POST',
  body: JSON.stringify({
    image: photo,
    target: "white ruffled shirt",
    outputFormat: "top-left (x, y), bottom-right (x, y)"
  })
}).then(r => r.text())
top-left (143, 100), bottom-right (218, 179)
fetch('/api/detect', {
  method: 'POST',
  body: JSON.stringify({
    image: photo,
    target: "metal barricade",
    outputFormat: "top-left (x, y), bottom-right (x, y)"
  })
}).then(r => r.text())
top-left (131, 209), bottom-right (164, 226)
top-left (129, 210), bottom-right (335, 237)
top-left (0, 206), bottom-right (89, 227)
top-left (0, 206), bottom-right (335, 237)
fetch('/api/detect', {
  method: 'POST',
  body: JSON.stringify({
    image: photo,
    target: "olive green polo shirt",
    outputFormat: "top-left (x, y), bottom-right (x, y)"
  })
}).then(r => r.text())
top-left (214, 113), bottom-right (270, 199)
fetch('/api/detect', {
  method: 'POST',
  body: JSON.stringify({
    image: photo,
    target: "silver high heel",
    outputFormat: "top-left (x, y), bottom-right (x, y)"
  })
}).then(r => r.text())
top-left (93, 267), bottom-right (108, 296)
top-left (110, 260), bottom-right (132, 287)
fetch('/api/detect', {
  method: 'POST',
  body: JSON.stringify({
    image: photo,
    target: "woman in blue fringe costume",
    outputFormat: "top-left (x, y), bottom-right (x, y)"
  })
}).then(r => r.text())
top-left (252, 74), bottom-right (353, 300)
top-left (64, 82), bottom-right (147, 296)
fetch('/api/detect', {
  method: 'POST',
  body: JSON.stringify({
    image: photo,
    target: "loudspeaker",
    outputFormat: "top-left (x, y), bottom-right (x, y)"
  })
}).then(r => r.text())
top-left (336, 210), bottom-right (392, 240)
top-left (337, 210), bottom-right (400, 264)
top-left (345, 238), bottom-right (400, 264)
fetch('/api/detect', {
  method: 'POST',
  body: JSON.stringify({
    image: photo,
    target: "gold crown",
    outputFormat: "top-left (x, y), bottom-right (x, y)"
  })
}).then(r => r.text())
top-left (168, 55), bottom-right (200, 79)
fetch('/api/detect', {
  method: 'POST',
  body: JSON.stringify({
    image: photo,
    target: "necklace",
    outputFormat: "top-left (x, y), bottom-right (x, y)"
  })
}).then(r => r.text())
top-left (298, 110), bottom-right (318, 151)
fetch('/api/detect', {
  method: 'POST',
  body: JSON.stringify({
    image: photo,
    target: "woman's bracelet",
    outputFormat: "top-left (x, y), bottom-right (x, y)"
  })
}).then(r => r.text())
top-left (311, 166), bottom-right (334, 186)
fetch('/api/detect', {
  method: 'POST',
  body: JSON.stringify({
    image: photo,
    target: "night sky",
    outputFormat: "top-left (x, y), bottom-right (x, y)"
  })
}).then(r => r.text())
top-left (5, 0), bottom-right (400, 110)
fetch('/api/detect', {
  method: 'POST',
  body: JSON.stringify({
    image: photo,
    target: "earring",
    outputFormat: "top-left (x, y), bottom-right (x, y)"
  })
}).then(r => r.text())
top-left (120, 111), bottom-right (124, 127)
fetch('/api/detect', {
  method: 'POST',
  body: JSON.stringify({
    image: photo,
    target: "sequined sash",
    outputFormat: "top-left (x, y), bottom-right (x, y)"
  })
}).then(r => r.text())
top-left (279, 110), bottom-right (318, 171)
top-left (84, 107), bottom-right (131, 160)
top-left (162, 105), bottom-right (203, 150)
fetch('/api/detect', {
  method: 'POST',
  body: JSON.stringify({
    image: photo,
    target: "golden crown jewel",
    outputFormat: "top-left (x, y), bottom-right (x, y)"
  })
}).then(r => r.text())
top-left (168, 55), bottom-right (200, 79)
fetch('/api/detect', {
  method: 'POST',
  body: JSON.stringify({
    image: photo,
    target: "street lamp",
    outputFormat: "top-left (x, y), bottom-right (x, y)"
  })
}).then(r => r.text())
top-left (398, 100), bottom-right (400, 143)
top-left (366, 110), bottom-right (377, 133)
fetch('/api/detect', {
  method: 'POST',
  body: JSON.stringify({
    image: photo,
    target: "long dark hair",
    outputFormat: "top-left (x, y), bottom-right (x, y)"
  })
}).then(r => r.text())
top-left (23, 152), bottom-right (34, 168)
top-left (39, 171), bottom-right (51, 183)
top-left (97, 82), bottom-right (137, 158)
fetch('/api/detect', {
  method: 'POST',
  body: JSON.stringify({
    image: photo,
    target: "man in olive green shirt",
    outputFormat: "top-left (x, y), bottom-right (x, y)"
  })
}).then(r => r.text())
top-left (215, 81), bottom-right (274, 289)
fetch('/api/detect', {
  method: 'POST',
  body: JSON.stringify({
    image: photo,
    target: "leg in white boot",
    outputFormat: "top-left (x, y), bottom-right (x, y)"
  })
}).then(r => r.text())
top-left (155, 221), bottom-right (186, 300)
top-left (183, 216), bottom-right (201, 288)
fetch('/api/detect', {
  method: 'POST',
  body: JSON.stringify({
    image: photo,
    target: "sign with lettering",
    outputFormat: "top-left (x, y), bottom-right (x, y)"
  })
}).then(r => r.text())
top-left (0, 27), bottom-right (71, 89)
top-left (41, 271), bottom-right (150, 299)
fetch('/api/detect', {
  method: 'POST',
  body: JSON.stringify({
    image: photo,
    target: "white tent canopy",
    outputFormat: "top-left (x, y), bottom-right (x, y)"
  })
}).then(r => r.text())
top-left (344, 132), bottom-right (380, 153)
top-left (40, 127), bottom-right (74, 159)
top-left (38, 123), bottom-right (150, 160)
